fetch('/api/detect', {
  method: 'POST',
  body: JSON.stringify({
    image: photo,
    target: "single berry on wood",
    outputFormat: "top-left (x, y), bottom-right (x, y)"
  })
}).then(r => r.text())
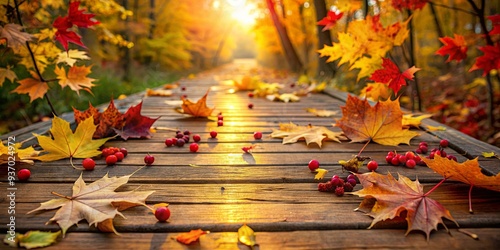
top-left (155, 206), bottom-right (171, 222)
top-left (184, 130), bottom-right (191, 135)
top-left (193, 134), bottom-right (201, 142)
top-left (165, 138), bottom-right (174, 147)
top-left (189, 143), bottom-right (199, 152)
top-left (440, 139), bottom-right (449, 148)
top-left (367, 160), bottom-right (378, 171)
top-left (144, 154), bottom-right (155, 166)
top-left (308, 159), bottom-right (320, 171)
top-left (405, 159), bottom-right (416, 168)
top-left (106, 155), bottom-right (118, 166)
top-left (248, 92), bottom-right (254, 98)
top-left (210, 131), bottom-right (218, 138)
top-left (18, 169), bottom-right (31, 181)
top-left (82, 158), bottom-right (96, 171)
top-left (248, 103), bottom-right (253, 109)
top-left (253, 131), bottom-right (262, 140)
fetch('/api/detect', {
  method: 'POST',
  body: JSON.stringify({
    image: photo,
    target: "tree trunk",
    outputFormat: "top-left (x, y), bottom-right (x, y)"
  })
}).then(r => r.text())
top-left (265, 0), bottom-right (303, 72)
top-left (313, 0), bottom-right (336, 78)
top-left (149, 0), bottom-right (155, 39)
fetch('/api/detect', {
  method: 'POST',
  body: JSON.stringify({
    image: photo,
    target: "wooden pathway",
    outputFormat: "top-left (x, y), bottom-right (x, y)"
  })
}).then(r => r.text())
top-left (1, 59), bottom-right (500, 249)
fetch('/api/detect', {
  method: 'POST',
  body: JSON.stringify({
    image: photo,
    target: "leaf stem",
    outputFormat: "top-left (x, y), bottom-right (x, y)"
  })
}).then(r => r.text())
top-left (51, 191), bottom-right (72, 200)
top-left (468, 184), bottom-right (474, 214)
top-left (357, 139), bottom-right (371, 156)
top-left (424, 178), bottom-right (447, 196)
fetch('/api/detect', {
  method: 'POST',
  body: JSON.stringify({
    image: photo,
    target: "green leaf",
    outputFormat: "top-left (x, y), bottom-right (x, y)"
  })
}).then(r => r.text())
top-left (3, 231), bottom-right (61, 249)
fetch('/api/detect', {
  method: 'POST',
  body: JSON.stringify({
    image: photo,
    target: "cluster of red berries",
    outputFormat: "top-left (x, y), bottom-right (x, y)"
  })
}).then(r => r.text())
top-left (425, 139), bottom-right (457, 161)
top-left (318, 174), bottom-right (357, 197)
top-left (217, 113), bottom-right (224, 127)
top-left (385, 150), bottom-right (423, 168)
top-left (165, 130), bottom-right (200, 152)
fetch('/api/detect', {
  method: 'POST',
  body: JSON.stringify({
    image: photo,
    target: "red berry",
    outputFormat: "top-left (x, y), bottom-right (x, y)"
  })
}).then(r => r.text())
top-left (165, 138), bottom-right (174, 147)
top-left (330, 176), bottom-right (340, 186)
top-left (419, 141), bottom-right (428, 147)
top-left (183, 130), bottom-right (191, 135)
top-left (308, 159), bottom-right (320, 171)
top-left (347, 178), bottom-right (357, 187)
top-left (181, 86), bottom-right (186, 91)
top-left (248, 103), bottom-right (253, 109)
top-left (183, 135), bottom-right (190, 143)
top-left (387, 151), bottom-right (396, 157)
top-left (429, 152), bottom-right (435, 159)
top-left (290, 83), bottom-right (296, 88)
top-left (189, 143), bottom-right (199, 152)
top-left (217, 115), bottom-right (223, 121)
top-left (419, 145), bottom-right (428, 154)
top-left (248, 92), bottom-right (254, 98)
top-left (390, 157), bottom-right (400, 166)
top-left (398, 155), bottom-right (407, 164)
top-left (18, 169), bottom-right (31, 181)
top-left (120, 148), bottom-right (128, 157)
top-left (102, 148), bottom-right (113, 157)
top-left (82, 158), bottom-right (96, 171)
top-left (176, 138), bottom-right (185, 147)
top-left (106, 155), bottom-right (118, 166)
top-left (217, 120), bottom-right (223, 126)
top-left (367, 160), bottom-right (378, 171)
top-left (343, 182), bottom-right (354, 192)
top-left (405, 151), bottom-right (415, 160)
top-left (210, 131), bottom-right (218, 138)
top-left (440, 150), bottom-right (447, 157)
top-left (144, 154), bottom-right (155, 166)
top-left (176, 133), bottom-right (184, 138)
top-left (193, 134), bottom-right (201, 142)
top-left (415, 148), bottom-right (423, 154)
top-left (155, 206), bottom-right (171, 222)
top-left (385, 155), bottom-right (393, 163)
top-left (405, 159), bottom-right (416, 168)
top-left (335, 186), bottom-right (344, 197)
top-left (115, 151), bottom-right (125, 161)
top-left (171, 138), bottom-right (178, 144)
top-left (253, 131), bottom-right (262, 140)
top-left (440, 139), bottom-right (449, 148)
top-left (447, 155), bottom-right (457, 161)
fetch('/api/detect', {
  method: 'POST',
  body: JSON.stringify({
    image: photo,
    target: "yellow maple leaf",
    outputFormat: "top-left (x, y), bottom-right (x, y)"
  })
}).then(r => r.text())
top-left (402, 114), bottom-right (433, 128)
top-left (336, 95), bottom-right (419, 146)
top-left (270, 122), bottom-right (344, 147)
top-left (0, 142), bottom-right (40, 165)
top-left (12, 71), bottom-right (48, 102)
top-left (350, 56), bottom-right (383, 81)
top-left (238, 224), bottom-right (257, 247)
top-left (55, 65), bottom-right (95, 94)
top-left (0, 66), bottom-right (17, 86)
top-left (306, 108), bottom-right (338, 117)
top-left (56, 49), bottom-right (90, 66)
top-left (35, 116), bottom-right (112, 163)
top-left (360, 82), bottom-right (391, 101)
top-left (314, 168), bottom-right (329, 180)
top-left (266, 93), bottom-right (300, 102)
top-left (178, 90), bottom-right (215, 117)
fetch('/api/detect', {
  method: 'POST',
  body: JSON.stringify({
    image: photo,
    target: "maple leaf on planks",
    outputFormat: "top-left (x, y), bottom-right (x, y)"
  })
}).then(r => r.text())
top-left (3, 230), bottom-right (61, 249)
top-left (271, 122), bottom-right (344, 147)
top-left (402, 114), bottom-right (433, 128)
top-left (145, 88), bottom-right (173, 97)
top-left (27, 173), bottom-right (154, 236)
top-left (0, 23), bottom-right (34, 52)
top-left (435, 34), bottom-right (468, 63)
top-left (352, 172), bottom-right (458, 240)
top-left (317, 10), bottom-right (343, 31)
top-left (0, 142), bottom-right (40, 165)
top-left (238, 224), bottom-right (257, 248)
top-left (35, 116), bottom-right (111, 162)
top-left (232, 75), bottom-right (260, 91)
top-left (421, 156), bottom-right (500, 193)
top-left (0, 66), bottom-right (17, 86)
top-left (178, 90), bottom-right (215, 117)
top-left (369, 58), bottom-right (420, 94)
top-left (12, 71), bottom-right (49, 102)
top-left (336, 95), bottom-right (419, 146)
top-left (74, 99), bottom-right (125, 139)
top-left (360, 82), bottom-right (391, 101)
top-left (306, 108), bottom-right (338, 117)
top-left (55, 65), bottom-right (95, 94)
top-left (469, 43), bottom-right (500, 76)
top-left (56, 49), bottom-right (90, 66)
top-left (176, 229), bottom-right (209, 245)
top-left (114, 101), bottom-right (159, 140)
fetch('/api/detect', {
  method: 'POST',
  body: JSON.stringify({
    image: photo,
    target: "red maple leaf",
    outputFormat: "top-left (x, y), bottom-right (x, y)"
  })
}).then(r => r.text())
top-left (435, 34), bottom-right (468, 62)
top-left (488, 14), bottom-right (500, 36)
top-left (52, 1), bottom-right (99, 51)
top-left (317, 10), bottom-right (343, 31)
top-left (391, 0), bottom-right (428, 11)
top-left (369, 58), bottom-right (420, 94)
top-left (469, 42), bottom-right (500, 76)
top-left (114, 101), bottom-right (160, 140)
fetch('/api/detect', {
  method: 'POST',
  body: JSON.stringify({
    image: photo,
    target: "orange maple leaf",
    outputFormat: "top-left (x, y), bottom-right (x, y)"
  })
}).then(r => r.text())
top-left (176, 229), bottom-right (208, 245)
top-left (55, 65), bottom-right (95, 94)
top-left (12, 71), bottom-right (48, 102)
top-left (179, 90), bottom-right (215, 117)
top-left (435, 34), bottom-right (468, 62)
top-left (336, 95), bottom-right (419, 146)
top-left (352, 172), bottom-right (458, 240)
top-left (74, 99), bottom-right (125, 138)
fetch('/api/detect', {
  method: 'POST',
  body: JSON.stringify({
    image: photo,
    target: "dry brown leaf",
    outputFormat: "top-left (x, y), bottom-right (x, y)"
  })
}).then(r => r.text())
top-left (178, 89), bottom-right (215, 117)
top-left (306, 108), bottom-right (338, 117)
top-left (271, 122), bottom-right (344, 147)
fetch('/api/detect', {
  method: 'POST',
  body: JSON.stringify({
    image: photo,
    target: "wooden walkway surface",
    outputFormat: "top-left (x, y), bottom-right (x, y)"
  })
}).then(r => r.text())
top-left (1, 59), bottom-right (500, 249)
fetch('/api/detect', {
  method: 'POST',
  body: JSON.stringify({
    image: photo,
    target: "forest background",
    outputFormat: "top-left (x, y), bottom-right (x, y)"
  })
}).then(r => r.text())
top-left (0, 0), bottom-right (499, 147)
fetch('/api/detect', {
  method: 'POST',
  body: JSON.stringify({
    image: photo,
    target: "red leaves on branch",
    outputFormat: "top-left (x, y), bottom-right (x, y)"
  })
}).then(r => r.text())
top-left (317, 10), bottom-right (343, 31)
top-left (436, 34), bottom-right (468, 62)
top-left (469, 43), bottom-right (500, 76)
top-left (488, 14), bottom-right (500, 36)
top-left (53, 1), bottom-right (99, 50)
top-left (391, 0), bottom-right (428, 11)
top-left (369, 58), bottom-right (420, 94)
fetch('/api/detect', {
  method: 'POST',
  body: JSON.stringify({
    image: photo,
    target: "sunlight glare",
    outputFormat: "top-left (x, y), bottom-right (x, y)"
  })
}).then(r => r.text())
top-left (227, 0), bottom-right (257, 26)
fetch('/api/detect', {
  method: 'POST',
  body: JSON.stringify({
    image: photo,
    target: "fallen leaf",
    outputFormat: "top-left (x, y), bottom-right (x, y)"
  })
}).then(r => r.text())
top-left (352, 172), bottom-right (458, 240)
top-left (163, 82), bottom-right (179, 89)
top-left (314, 168), bottom-right (329, 180)
top-left (421, 156), bottom-right (500, 192)
top-left (0, 142), bottom-right (40, 165)
top-left (35, 116), bottom-right (111, 162)
top-left (339, 155), bottom-right (370, 173)
top-left (145, 88), bottom-right (173, 97)
top-left (336, 95), bottom-right (419, 146)
top-left (425, 125), bottom-right (446, 131)
top-left (176, 229), bottom-right (208, 245)
top-left (266, 93), bottom-right (300, 102)
top-left (306, 108), bottom-right (338, 117)
top-left (12, 71), bottom-right (48, 102)
top-left (27, 172), bottom-right (154, 236)
top-left (369, 58), bottom-right (420, 94)
top-left (271, 122), bottom-right (344, 147)
top-left (238, 224), bottom-right (257, 247)
top-left (481, 152), bottom-right (498, 158)
top-left (3, 230), bottom-right (61, 249)
top-left (55, 65), bottom-right (95, 94)
top-left (74, 99), bottom-right (125, 139)
top-left (402, 114), bottom-right (433, 128)
top-left (178, 90), bottom-right (215, 117)
top-left (114, 101), bottom-right (159, 140)
top-left (233, 75), bottom-right (260, 91)
top-left (253, 82), bottom-right (282, 97)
